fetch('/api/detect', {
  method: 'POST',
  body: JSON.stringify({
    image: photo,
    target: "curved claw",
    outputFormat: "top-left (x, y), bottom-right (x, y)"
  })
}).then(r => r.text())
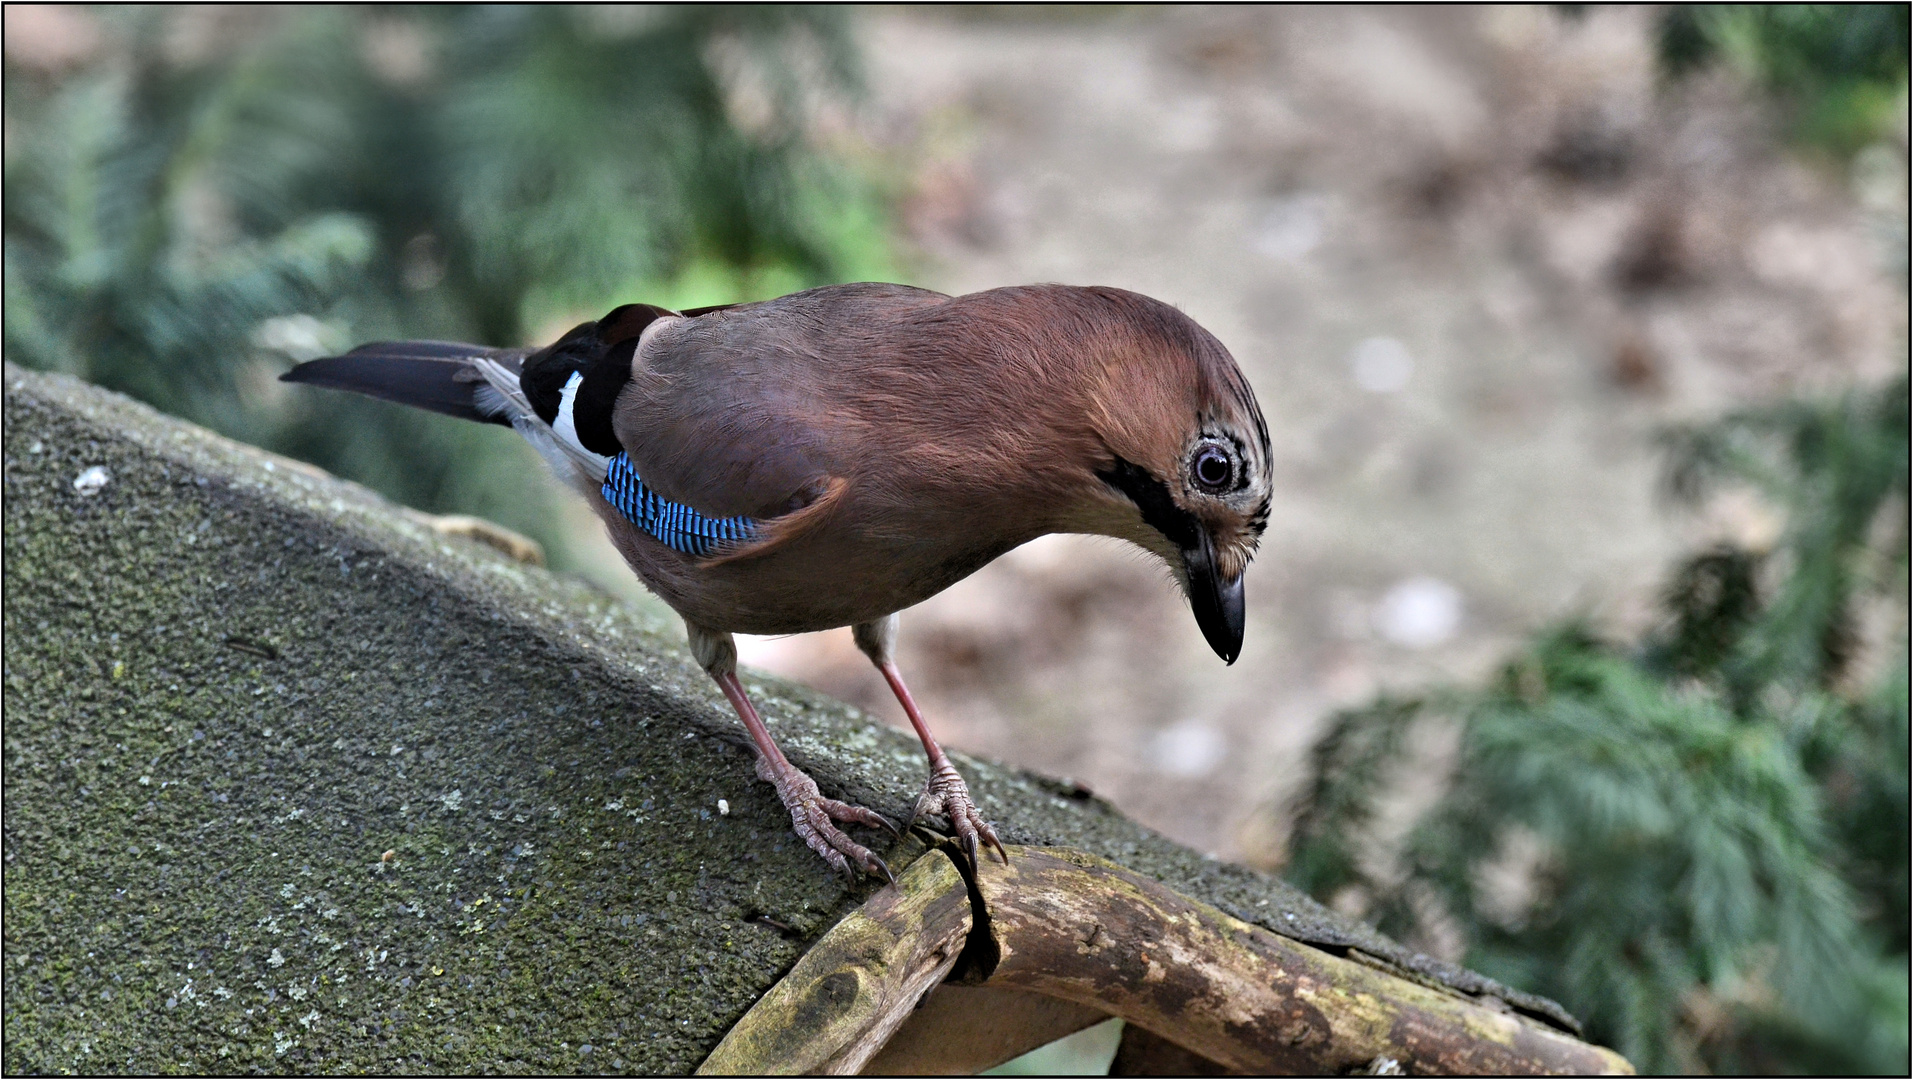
top-left (822, 797), bottom-right (896, 838)
top-left (957, 829), bottom-right (1010, 868)
top-left (915, 757), bottom-right (1006, 872)
top-left (757, 756), bottom-right (898, 883)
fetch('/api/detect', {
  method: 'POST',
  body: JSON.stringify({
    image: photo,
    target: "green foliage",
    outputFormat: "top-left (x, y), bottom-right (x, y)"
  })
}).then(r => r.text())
top-left (1658, 5), bottom-right (1911, 158)
top-left (3, 5), bottom-right (892, 566)
top-left (1659, 379), bottom-right (1910, 701)
top-left (1285, 379), bottom-right (1910, 1074)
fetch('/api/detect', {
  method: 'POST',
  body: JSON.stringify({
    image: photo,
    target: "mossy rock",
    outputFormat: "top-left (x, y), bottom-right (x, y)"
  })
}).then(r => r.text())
top-left (1, 365), bottom-right (1574, 1073)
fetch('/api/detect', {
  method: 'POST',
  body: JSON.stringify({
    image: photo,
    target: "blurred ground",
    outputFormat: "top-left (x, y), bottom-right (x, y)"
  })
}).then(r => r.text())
top-left (628, 7), bottom-right (1906, 865)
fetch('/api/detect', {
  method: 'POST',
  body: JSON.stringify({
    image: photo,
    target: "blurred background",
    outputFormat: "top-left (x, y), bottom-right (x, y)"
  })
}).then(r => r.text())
top-left (5, 5), bottom-right (1906, 1073)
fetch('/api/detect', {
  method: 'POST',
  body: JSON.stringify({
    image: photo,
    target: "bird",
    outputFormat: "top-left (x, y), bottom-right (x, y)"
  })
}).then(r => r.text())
top-left (281, 282), bottom-right (1272, 880)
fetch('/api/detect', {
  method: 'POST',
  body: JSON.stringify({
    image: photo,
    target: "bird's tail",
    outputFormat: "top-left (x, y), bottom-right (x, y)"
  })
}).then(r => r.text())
top-left (279, 340), bottom-right (523, 426)
top-left (281, 302), bottom-right (684, 492)
top-left (280, 339), bottom-right (611, 491)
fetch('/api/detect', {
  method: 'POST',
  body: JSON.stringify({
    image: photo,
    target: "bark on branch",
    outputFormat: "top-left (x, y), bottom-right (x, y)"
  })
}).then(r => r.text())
top-left (955, 846), bottom-right (1631, 1075)
top-left (702, 846), bottom-right (1633, 1076)
top-left (698, 854), bottom-right (974, 1075)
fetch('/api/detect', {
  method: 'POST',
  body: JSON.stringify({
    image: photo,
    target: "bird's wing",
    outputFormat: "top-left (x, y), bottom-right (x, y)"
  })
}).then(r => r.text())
top-left (612, 283), bottom-right (950, 526)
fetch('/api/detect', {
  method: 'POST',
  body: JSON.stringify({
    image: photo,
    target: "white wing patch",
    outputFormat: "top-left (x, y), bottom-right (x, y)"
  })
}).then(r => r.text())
top-left (552, 373), bottom-right (608, 471)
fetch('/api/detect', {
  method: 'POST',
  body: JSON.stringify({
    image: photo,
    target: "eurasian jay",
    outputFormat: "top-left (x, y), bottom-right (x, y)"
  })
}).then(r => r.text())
top-left (282, 283), bottom-right (1271, 879)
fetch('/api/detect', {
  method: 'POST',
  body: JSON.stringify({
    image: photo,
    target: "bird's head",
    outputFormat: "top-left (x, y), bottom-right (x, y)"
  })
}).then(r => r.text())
top-left (1055, 289), bottom-right (1271, 664)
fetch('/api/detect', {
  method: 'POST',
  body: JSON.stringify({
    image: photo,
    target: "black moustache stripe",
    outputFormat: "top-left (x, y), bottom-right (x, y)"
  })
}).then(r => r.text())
top-left (1097, 455), bottom-right (1202, 552)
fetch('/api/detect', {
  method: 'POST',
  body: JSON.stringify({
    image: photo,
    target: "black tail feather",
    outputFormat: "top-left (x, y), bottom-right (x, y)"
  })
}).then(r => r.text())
top-left (280, 342), bottom-right (520, 426)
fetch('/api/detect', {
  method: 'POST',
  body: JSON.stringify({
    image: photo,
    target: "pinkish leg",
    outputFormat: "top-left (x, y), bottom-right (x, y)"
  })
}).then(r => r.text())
top-left (693, 626), bottom-right (894, 882)
top-left (855, 616), bottom-right (1007, 866)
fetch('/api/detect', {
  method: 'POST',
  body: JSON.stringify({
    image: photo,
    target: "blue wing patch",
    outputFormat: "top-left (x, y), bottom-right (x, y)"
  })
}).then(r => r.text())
top-left (602, 452), bottom-right (760, 557)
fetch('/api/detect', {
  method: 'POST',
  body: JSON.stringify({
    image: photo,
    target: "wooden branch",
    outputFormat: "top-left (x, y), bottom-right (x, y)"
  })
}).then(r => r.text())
top-left (960, 847), bottom-right (1633, 1076)
top-left (699, 846), bottom-right (1634, 1076)
top-left (697, 853), bottom-right (972, 1076)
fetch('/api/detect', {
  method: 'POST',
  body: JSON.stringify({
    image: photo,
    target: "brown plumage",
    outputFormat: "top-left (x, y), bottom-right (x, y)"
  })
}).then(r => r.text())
top-left (283, 282), bottom-right (1271, 879)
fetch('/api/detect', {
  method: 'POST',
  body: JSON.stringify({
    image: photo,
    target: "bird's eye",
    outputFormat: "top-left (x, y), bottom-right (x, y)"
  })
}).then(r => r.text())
top-left (1191, 444), bottom-right (1233, 493)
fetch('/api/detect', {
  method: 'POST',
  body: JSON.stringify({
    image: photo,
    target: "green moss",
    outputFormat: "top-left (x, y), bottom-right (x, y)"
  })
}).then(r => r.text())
top-left (2, 366), bottom-right (1575, 1073)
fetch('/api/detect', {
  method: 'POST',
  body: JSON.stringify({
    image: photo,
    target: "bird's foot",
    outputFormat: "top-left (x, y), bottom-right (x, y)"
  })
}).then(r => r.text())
top-left (912, 755), bottom-right (1007, 868)
top-left (756, 756), bottom-right (897, 883)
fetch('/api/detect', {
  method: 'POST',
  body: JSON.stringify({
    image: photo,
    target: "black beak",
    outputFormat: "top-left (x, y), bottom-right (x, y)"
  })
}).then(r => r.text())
top-left (1185, 537), bottom-right (1245, 664)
